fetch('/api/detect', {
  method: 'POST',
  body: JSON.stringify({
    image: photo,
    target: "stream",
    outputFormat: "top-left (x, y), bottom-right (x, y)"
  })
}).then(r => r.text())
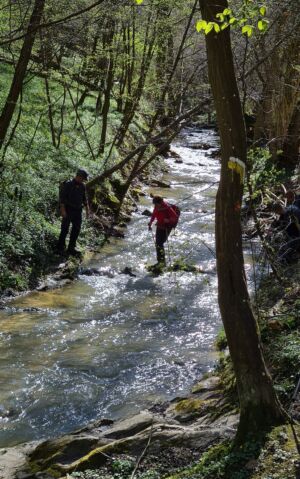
top-left (0, 128), bottom-right (222, 448)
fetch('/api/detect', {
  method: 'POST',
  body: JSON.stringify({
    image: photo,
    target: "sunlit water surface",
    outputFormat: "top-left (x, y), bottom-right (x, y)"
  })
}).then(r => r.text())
top-left (0, 128), bottom-right (222, 447)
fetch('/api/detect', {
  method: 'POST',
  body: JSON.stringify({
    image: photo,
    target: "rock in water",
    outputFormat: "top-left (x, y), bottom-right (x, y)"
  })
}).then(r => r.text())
top-left (120, 267), bottom-right (136, 277)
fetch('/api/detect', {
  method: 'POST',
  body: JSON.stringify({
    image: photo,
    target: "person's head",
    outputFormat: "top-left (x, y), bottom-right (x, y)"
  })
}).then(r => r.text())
top-left (273, 202), bottom-right (285, 215)
top-left (75, 168), bottom-right (88, 183)
top-left (152, 195), bottom-right (164, 205)
top-left (285, 190), bottom-right (295, 204)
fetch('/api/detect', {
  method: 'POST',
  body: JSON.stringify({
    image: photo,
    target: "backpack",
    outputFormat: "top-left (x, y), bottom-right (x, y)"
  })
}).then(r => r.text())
top-left (58, 179), bottom-right (70, 206)
top-left (169, 203), bottom-right (181, 227)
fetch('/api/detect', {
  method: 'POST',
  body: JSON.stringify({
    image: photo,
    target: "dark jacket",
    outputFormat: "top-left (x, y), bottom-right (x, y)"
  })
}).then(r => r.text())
top-left (293, 195), bottom-right (300, 209)
top-left (282, 205), bottom-right (300, 223)
top-left (60, 179), bottom-right (87, 210)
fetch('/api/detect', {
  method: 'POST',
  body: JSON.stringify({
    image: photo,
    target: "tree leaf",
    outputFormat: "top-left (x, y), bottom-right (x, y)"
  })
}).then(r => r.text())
top-left (135, 0), bottom-right (143, 4)
top-left (196, 20), bottom-right (207, 32)
top-left (260, 6), bottom-right (266, 16)
top-left (216, 12), bottom-right (224, 22)
top-left (242, 25), bottom-right (253, 37)
top-left (223, 8), bottom-right (232, 16)
top-left (205, 23), bottom-right (214, 34)
top-left (257, 19), bottom-right (268, 31)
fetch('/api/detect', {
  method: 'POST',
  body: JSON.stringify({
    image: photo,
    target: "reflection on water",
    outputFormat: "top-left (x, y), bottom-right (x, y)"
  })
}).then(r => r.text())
top-left (0, 128), bottom-right (221, 447)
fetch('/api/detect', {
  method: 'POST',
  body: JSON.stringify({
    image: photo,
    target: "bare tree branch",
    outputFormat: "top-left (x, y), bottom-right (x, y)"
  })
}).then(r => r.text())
top-left (0, 0), bottom-right (107, 47)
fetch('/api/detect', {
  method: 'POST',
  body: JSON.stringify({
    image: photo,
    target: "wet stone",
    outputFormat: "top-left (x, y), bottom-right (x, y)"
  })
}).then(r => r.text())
top-left (15, 473), bottom-right (35, 479)
top-left (141, 209), bottom-right (152, 217)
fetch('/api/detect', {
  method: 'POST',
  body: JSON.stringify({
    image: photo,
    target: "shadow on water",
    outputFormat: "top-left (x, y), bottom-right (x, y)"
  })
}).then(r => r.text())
top-left (0, 128), bottom-right (222, 447)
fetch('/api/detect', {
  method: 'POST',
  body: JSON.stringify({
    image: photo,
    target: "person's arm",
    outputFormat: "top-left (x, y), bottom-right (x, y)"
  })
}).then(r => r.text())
top-left (83, 185), bottom-right (89, 217)
top-left (148, 208), bottom-right (157, 229)
top-left (60, 204), bottom-right (67, 218)
top-left (59, 183), bottom-right (69, 218)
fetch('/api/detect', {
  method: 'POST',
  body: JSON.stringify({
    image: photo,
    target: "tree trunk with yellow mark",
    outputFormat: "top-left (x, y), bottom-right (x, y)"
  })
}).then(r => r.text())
top-left (199, 0), bottom-right (286, 444)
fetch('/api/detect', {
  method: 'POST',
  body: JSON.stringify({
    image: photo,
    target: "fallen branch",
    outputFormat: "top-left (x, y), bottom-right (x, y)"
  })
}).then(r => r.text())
top-left (87, 100), bottom-right (210, 189)
top-left (130, 422), bottom-right (154, 479)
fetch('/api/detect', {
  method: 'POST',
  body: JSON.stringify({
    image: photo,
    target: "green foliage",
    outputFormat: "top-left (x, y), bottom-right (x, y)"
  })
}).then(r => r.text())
top-left (139, 470), bottom-right (160, 479)
top-left (215, 328), bottom-right (228, 351)
top-left (69, 465), bottom-right (160, 479)
top-left (111, 458), bottom-right (135, 477)
top-left (196, 1), bottom-right (268, 37)
top-left (267, 331), bottom-right (300, 399)
top-left (168, 439), bottom-right (263, 479)
top-left (247, 148), bottom-right (286, 198)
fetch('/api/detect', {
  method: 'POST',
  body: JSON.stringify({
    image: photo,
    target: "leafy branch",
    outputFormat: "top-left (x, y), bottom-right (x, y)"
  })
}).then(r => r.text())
top-left (196, 2), bottom-right (268, 37)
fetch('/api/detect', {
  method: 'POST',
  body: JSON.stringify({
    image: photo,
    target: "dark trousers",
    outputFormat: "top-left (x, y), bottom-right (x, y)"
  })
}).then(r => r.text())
top-left (58, 207), bottom-right (82, 251)
top-left (278, 237), bottom-right (300, 263)
top-left (155, 227), bottom-right (172, 264)
top-left (286, 222), bottom-right (300, 239)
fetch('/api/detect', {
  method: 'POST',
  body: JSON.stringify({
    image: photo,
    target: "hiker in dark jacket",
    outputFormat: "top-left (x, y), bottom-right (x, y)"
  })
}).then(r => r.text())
top-left (273, 202), bottom-right (300, 239)
top-left (57, 169), bottom-right (89, 256)
top-left (273, 202), bottom-right (300, 263)
top-left (285, 189), bottom-right (300, 209)
top-left (148, 196), bottom-right (178, 265)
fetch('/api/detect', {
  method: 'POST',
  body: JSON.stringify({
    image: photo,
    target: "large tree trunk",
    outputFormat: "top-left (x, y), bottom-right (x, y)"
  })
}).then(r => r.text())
top-left (199, 0), bottom-right (286, 444)
top-left (0, 0), bottom-right (45, 148)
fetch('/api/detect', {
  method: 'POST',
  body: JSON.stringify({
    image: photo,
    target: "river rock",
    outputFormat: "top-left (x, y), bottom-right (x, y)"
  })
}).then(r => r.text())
top-left (0, 444), bottom-right (36, 479)
top-left (29, 434), bottom-right (106, 470)
top-left (119, 212), bottom-right (132, 223)
top-left (169, 149), bottom-right (181, 159)
top-left (191, 376), bottom-right (221, 394)
top-left (56, 421), bottom-right (232, 474)
top-left (141, 209), bottom-right (152, 217)
top-left (148, 179), bottom-right (171, 188)
top-left (24, 403), bottom-right (237, 476)
top-left (120, 267), bottom-right (136, 277)
top-left (189, 142), bottom-right (213, 150)
top-left (110, 226), bottom-right (125, 238)
top-left (100, 411), bottom-right (156, 440)
top-left (79, 267), bottom-right (114, 278)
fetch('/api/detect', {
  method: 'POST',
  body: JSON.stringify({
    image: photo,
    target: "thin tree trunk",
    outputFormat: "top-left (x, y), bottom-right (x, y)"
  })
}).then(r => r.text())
top-left (116, 9), bottom-right (156, 147)
top-left (56, 85), bottom-right (67, 149)
top-left (199, 0), bottom-right (286, 444)
top-left (1, 89), bottom-right (23, 160)
top-left (44, 76), bottom-right (57, 148)
top-left (99, 20), bottom-right (115, 155)
top-left (0, 0), bottom-right (45, 148)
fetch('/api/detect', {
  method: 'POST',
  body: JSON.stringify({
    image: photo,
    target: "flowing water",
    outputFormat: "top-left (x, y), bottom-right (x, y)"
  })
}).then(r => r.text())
top-left (0, 128), bottom-right (222, 447)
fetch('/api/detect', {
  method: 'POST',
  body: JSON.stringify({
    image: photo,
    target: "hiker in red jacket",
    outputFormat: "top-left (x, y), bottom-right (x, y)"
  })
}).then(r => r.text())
top-left (148, 196), bottom-right (179, 265)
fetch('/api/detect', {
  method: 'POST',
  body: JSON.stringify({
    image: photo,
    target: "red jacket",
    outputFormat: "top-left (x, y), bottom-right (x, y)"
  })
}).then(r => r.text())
top-left (149, 201), bottom-right (178, 228)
